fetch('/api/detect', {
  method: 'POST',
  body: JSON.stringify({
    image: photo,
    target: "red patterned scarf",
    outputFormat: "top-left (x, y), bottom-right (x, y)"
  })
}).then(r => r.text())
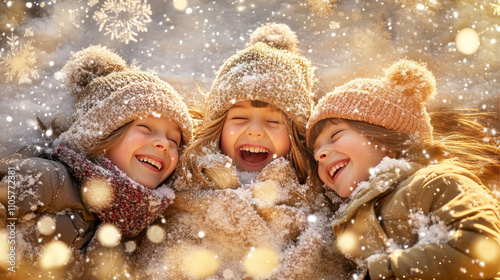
top-left (51, 144), bottom-right (173, 238)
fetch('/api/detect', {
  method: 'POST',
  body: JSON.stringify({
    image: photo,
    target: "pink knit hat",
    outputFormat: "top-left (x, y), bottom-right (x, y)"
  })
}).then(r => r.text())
top-left (306, 59), bottom-right (436, 145)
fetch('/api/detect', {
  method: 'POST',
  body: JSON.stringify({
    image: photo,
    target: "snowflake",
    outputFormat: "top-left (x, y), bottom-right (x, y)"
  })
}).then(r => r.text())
top-left (351, 10), bottom-right (362, 22)
top-left (329, 21), bottom-right (340, 30)
top-left (396, 0), bottom-right (442, 16)
top-left (69, 10), bottom-right (82, 28)
top-left (93, 0), bottom-right (152, 44)
top-left (307, 0), bottom-right (338, 17)
top-left (492, 1), bottom-right (500, 16)
top-left (24, 27), bottom-right (34, 37)
top-left (88, 0), bottom-right (100, 7)
top-left (1, 34), bottom-right (39, 84)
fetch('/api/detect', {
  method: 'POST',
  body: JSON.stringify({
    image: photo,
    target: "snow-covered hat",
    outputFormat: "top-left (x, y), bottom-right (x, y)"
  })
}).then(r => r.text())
top-left (59, 45), bottom-right (193, 154)
top-left (206, 23), bottom-right (315, 134)
top-left (307, 59), bottom-right (436, 145)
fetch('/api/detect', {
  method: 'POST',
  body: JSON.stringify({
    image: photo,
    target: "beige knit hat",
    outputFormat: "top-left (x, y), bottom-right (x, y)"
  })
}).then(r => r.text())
top-left (58, 45), bottom-right (193, 154)
top-left (306, 59), bottom-right (436, 145)
top-left (206, 23), bottom-right (315, 134)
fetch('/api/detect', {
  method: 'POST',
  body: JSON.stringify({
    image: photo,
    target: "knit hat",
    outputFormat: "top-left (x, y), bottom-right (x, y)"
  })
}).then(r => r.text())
top-left (206, 23), bottom-right (315, 134)
top-left (58, 45), bottom-right (193, 154)
top-left (306, 59), bottom-right (436, 145)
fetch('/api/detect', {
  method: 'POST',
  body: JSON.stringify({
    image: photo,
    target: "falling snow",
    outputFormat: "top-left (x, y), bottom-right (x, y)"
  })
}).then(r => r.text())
top-left (1, 0), bottom-right (500, 278)
top-left (93, 0), bottom-right (152, 44)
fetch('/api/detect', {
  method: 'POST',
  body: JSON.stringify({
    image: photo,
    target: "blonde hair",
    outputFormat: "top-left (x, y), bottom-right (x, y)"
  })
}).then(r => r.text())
top-left (182, 101), bottom-right (311, 185)
top-left (308, 109), bottom-right (500, 187)
top-left (86, 122), bottom-right (132, 161)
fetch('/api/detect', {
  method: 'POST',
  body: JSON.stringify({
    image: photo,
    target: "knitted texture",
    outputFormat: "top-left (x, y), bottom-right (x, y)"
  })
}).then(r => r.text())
top-left (307, 59), bottom-right (436, 144)
top-left (53, 144), bottom-right (174, 238)
top-left (207, 23), bottom-right (314, 134)
top-left (59, 45), bottom-right (193, 154)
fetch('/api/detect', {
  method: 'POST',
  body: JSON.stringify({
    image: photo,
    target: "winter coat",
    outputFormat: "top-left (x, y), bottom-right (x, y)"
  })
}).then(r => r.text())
top-left (132, 151), bottom-right (353, 279)
top-left (0, 156), bottom-right (95, 279)
top-left (332, 158), bottom-right (500, 280)
top-left (0, 144), bottom-right (174, 280)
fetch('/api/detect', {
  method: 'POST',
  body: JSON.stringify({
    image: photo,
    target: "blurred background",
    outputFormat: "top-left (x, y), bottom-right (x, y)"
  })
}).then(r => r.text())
top-left (1, 0), bottom-right (499, 157)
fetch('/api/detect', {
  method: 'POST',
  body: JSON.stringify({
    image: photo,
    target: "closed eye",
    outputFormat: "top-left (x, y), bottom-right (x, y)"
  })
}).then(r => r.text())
top-left (138, 124), bottom-right (152, 131)
top-left (267, 120), bottom-right (281, 124)
top-left (330, 129), bottom-right (343, 140)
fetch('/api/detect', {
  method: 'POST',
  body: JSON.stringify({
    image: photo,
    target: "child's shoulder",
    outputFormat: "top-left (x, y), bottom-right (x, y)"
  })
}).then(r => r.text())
top-left (411, 162), bottom-right (482, 185)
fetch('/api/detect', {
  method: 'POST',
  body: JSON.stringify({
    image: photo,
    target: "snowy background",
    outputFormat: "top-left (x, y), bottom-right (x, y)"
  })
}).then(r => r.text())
top-left (1, 0), bottom-right (499, 158)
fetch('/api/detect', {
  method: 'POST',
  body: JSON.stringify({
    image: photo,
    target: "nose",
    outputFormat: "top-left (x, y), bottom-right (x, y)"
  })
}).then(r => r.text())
top-left (153, 137), bottom-right (170, 151)
top-left (314, 148), bottom-right (330, 162)
top-left (246, 122), bottom-right (263, 137)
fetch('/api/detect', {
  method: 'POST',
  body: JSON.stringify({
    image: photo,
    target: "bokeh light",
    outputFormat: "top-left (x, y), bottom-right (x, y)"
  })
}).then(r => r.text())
top-left (39, 240), bottom-right (70, 269)
top-left (81, 177), bottom-right (114, 210)
top-left (37, 215), bottom-right (56, 236)
top-left (146, 225), bottom-right (166, 244)
top-left (455, 28), bottom-right (480, 55)
top-left (97, 224), bottom-right (121, 248)
top-left (336, 231), bottom-right (358, 254)
top-left (252, 181), bottom-right (278, 205)
top-left (242, 246), bottom-right (279, 277)
top-left (181, 248), bottom-right (220, 278)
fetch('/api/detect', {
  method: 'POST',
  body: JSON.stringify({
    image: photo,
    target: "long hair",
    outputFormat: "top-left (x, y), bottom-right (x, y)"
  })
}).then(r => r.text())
top-left (181, 100), bottom-right (312, 185)
top-left (86, 122), bottom-right (132, 161)
top-left (308, 109), bottom-right (500, 187)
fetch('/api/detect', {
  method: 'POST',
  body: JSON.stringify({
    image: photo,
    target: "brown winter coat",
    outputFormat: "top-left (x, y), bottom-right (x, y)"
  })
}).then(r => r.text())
top-left (333, 158), bottom-right (500, 280)
top-left (133, 154), bottom-right (353, 279)
top-left (0, 156), bottom-right (95, 279)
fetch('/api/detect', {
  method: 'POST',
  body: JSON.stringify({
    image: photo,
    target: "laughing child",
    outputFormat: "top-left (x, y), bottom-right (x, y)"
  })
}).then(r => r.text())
top-left (307, 59), bottom-right (500, 279)
top-left (0, 45), bottom-right (192, 279)
top-left (133, 23), bottom-right (352, 279)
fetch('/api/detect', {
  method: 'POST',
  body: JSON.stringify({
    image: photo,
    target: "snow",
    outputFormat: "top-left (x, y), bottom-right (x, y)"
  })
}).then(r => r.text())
top-left (1, 0), bottom-right (499, 157)
top-left (1, 1), bottom-right (500, 278)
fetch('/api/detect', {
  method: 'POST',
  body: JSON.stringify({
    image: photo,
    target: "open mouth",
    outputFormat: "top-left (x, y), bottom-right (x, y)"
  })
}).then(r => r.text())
top-left (136, 155), bottom-right (163, 171)
top-left (327, 159), bottom-right (349, 181)
top-left (239, 145), bottom-right (270, 164)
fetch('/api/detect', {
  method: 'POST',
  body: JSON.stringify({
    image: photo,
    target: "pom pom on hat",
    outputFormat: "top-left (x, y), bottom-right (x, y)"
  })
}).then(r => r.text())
top-left (306, 59), bottom-right (437, 145)
top-left (248, 22), bottom-right (300, 53)
top-left (61, 45), bottom-right (128, 96)
top-left (384, 59), bottom-right (436, 103)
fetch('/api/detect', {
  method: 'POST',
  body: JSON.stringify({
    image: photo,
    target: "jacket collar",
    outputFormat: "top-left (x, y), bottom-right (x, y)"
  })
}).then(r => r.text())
top-left (333, 157), bottom-right (420, 226)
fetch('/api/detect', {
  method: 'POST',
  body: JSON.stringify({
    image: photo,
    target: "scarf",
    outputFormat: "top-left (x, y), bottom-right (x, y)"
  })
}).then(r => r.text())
top-left (51, 144), bottom-right (173, 238)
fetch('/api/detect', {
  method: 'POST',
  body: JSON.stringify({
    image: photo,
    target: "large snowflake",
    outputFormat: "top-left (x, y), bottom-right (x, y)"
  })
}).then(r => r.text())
top-left (1, 34), bottom-right (39, 84)
top-left (93, 0), bottom-right (152, 44)
top-left (307, 0), bottom-right (338, 17)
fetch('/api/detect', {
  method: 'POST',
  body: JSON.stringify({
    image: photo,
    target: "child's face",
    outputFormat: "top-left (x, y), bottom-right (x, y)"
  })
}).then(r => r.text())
top-left (107, 116), bottom-right (181, 189)
top-left (221, 100), bottom-right (291, 172)
top-left (312, 120), bottom-right (387, 197)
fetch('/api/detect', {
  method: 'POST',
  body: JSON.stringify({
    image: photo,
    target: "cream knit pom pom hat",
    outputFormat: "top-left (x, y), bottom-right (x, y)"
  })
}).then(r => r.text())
top-left (306, 59), bottom-right (436, 145)
top-left (206, 23), bottom-right (315, 134)
top-left (58, 45), bottom-right (193, 154)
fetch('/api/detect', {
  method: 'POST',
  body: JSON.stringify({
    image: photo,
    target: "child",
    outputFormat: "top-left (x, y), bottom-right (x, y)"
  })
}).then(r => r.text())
top-left (0, 45), bottom-right (193, 279)
top-left (133, 23), bottom-right (353, 279)
top-left (306, 59), bottom-right (500, 279)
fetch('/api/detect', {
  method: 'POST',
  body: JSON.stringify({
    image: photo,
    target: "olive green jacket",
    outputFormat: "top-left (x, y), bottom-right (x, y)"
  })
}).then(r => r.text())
top-left (333, 158), bottom-right (500, 280)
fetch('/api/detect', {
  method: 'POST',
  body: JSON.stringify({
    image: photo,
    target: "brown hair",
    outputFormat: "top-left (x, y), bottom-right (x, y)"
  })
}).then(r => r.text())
top-left (182, 100), bottom-right (312, 185)
top-left (308, 109), bottom-right (500, 187)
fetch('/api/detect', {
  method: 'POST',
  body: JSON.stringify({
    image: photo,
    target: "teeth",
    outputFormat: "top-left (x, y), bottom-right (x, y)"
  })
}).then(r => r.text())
top-left (329, 161), bottom-right (347, 177)
top-left (239, 145), bottom-right (268, 153)
top-left (138, 156), bottom-right (162, 170)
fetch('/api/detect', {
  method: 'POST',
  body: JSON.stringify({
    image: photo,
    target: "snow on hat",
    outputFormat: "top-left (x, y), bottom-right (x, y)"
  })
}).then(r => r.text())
top-left (206, 23), bottom-right (315, 134)
top-left (59, 45), bottom-right (193, 154)
top-left (306, 59), bottom-right (436, 145)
